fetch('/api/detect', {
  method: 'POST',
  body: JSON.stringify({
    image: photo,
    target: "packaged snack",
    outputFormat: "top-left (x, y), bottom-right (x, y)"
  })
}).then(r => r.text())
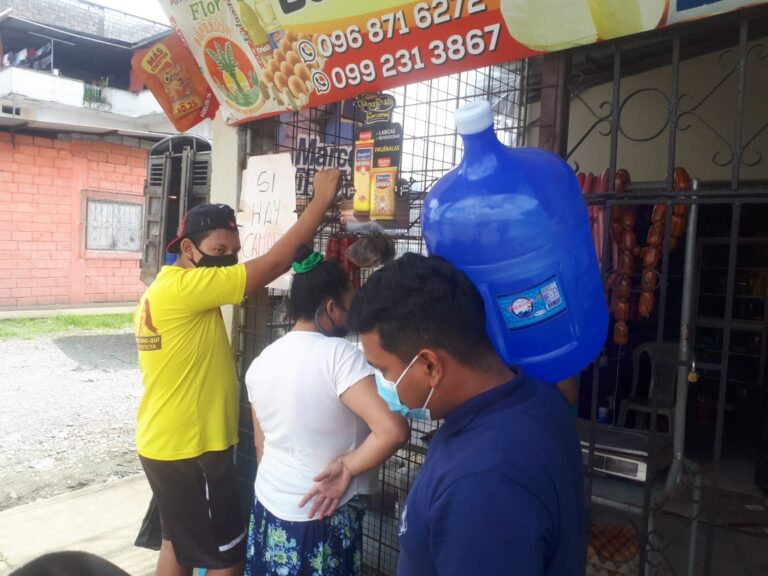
top-left (133, 34), bottom-right (218, 132)
top-left (353, 140), bottom-right (374, 215)
top-left (370, 167), bottom-right (397, 221)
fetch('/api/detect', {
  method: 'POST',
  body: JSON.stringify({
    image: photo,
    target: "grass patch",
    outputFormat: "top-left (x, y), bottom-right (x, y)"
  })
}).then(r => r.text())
top-left (0, 313), bottom-right (133, 340)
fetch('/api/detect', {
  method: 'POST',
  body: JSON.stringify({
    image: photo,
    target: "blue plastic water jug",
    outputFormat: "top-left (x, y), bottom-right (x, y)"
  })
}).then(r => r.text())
top-left (422, 101), bottom-right (608, 383)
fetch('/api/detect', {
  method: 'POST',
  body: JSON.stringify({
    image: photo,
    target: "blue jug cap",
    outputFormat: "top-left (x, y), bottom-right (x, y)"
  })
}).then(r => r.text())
top-left (455, 100), bottom-right (493, 135)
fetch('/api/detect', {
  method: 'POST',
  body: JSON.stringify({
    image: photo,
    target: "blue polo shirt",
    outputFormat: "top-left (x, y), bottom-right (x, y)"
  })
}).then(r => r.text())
top-left (397, 370), bottom-right (586, 576)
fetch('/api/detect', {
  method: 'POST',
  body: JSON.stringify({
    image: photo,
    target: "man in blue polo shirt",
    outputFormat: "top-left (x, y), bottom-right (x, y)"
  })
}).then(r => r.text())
top-left (348, 254), bottom-right (586, 576)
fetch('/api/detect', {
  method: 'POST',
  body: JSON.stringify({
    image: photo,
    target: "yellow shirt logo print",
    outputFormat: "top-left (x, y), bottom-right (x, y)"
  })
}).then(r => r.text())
top-left (136, 299), bottom-right (162, 351)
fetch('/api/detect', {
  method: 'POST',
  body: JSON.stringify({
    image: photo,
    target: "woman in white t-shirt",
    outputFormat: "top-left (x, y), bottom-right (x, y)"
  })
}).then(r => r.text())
top-left (244, 245), bottom-right (408, 576)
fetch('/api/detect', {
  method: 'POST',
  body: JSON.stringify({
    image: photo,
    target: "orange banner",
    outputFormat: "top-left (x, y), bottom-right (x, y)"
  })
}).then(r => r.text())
top-left (157, 0), bottom-right (766, 125)
top-left (132, 32), bottom-right (219, 132)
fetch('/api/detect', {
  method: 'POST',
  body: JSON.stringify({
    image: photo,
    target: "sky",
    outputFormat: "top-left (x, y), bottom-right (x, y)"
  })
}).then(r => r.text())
top-left (88, 0), bottom-right (169, 24)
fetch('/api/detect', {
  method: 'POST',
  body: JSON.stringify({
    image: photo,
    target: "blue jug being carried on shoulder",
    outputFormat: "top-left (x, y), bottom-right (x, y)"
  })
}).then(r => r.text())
top-left (422, 100), bottom-right (608, 383)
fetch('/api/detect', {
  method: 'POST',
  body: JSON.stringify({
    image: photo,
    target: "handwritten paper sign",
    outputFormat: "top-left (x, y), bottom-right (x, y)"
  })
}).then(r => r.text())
top-left (237, 153), bottom-right (297, 290)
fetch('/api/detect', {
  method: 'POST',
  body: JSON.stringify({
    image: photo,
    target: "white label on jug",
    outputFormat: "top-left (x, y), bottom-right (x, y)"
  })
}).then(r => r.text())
top-left (496, 277), bottom-right (567, 330)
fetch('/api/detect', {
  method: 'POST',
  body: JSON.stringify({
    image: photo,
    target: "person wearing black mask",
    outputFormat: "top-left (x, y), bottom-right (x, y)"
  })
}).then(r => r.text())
top-left (133, 170), bottom-right (341, 576)
top-left (242, 245), bottom-right (408, 576)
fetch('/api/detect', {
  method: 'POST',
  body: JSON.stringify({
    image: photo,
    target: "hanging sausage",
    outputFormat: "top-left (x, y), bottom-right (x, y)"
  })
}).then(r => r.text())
top-left (603, 167), bottom-right (692, 344)
top-left (637, 167), bottom-right (691, 319)
top-left (610, 169), bottom-right (633, 346)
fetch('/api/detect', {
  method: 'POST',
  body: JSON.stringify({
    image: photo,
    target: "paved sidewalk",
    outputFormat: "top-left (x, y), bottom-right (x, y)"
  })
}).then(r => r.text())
top-left (0, 304), bottom-right (137, 320)
top-left (0, 475), bottom-right (157, 575)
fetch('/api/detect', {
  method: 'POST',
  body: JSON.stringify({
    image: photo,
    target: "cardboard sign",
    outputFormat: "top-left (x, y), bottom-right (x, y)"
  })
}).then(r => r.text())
top-left (237, 153), bottom-right (298, 290)
top-left (131, 32), bottom-right (219, 132)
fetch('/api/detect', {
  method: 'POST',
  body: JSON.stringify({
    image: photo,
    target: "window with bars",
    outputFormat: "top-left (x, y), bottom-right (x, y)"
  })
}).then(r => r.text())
top-left (85, 198), bottom-right (143, 252)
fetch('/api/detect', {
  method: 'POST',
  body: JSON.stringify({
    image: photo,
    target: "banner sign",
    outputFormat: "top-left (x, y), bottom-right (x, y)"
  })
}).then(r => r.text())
top-left (131, 32), bottom-right (219, 132)
top-left (279, 100), bottom-right (357, 191)
top-left (158, 0), bottom-right (767, 124)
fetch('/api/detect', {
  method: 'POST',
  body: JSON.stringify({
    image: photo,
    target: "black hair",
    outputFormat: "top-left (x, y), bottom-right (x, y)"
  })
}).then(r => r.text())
top-left (185, 230), bottom-right (213, 247)
top-left (348, 253), bottom-right (495, 368)
top-left (288, 244), bottom-right (350, 321)
top-left (10, 551), bottom-right (130, 576)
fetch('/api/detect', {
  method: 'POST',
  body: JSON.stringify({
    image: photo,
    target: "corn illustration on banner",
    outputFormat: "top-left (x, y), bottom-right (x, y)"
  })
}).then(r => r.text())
top-left (158, 0), bottom-right (765, 125)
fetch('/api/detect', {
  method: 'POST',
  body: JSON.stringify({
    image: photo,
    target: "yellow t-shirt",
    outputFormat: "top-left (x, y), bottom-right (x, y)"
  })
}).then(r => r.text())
top-left (134, 264), bottom-right (247, 460)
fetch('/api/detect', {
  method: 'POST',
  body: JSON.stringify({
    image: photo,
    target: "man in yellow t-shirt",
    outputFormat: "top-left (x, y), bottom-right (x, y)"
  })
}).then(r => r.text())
top-left (134, 169), bottom-right (340, 576)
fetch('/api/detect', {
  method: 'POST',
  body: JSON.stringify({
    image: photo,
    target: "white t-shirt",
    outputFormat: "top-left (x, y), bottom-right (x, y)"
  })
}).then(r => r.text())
top-left (245, 331), bottom-right (376, 521)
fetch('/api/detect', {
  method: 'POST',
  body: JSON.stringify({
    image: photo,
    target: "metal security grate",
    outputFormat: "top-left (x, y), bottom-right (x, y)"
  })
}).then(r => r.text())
top-left (233, 8), bottom-right (768, 571)
top-left (192, 158), bottom-right (211, 187)
top-left (85, 198), bottom-right (142, 252)
top-left (234, 61), bottom-right (527, 575)
top-left (536, 9), bottom-right (768, 575)
top-left (148, 158), bottom-right (165, 187)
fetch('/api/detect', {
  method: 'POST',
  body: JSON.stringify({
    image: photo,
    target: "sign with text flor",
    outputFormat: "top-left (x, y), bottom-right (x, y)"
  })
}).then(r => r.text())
top-left (237, 153), bottom-right (297, 290)
top-left (159, 0), bottom-right (767, 125)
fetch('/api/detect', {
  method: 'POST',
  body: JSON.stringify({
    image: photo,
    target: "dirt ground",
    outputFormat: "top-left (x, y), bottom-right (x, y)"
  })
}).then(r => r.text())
top-left (0, 330), bottom-right (143, 511)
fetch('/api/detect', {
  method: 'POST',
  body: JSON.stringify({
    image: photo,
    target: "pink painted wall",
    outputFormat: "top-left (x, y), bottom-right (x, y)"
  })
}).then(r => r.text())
top-left (0, 131), bottom-right (148, 307)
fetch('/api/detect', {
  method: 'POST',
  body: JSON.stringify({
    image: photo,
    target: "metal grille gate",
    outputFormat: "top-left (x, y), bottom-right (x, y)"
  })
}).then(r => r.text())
top-left (544, 7), bottom-right (768, 575)
top-left (233, 6), bottom-right (768, 575)
top-left (233, 62), bottom-right (527, 575)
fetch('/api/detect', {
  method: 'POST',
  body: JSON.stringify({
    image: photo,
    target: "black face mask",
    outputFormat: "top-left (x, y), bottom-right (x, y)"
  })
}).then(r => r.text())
top-left (193, 253), bottom-right (239, 268)
top-left (190, 243), bottom-right (239, 268)
top-left (314, 303), bottom-right (349, 338)
top-left (330, 321), bottom-right (349, 338)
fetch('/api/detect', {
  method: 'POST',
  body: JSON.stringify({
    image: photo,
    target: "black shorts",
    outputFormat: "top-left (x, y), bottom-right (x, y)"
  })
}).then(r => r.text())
top-left (139, 447), bottom-right (246, 569)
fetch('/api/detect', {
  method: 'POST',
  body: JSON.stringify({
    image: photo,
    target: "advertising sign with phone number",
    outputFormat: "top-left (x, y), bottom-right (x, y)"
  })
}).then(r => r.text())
top-left (159, 0), bottom-right (765, 125)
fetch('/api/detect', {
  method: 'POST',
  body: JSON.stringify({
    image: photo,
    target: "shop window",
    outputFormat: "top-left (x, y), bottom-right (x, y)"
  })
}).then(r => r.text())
top-left (86, 198), bottom-right (142, 252)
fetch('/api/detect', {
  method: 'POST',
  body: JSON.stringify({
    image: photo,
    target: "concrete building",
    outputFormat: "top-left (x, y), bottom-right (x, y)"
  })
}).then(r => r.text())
top-left (0, 0), bottom-right (211, 307)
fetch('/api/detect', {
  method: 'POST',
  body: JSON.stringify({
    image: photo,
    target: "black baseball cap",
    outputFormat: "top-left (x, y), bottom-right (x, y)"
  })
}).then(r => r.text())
top-left (166, 203), bottom-right (238, 254)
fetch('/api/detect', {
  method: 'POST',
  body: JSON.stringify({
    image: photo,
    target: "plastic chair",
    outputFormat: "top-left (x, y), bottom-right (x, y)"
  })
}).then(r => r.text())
top-left (618, 342), bottom-right (680, 435)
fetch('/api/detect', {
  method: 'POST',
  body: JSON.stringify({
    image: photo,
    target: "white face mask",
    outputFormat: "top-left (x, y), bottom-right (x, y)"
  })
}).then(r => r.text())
top-left (375, 354), bottom-right (435, 421)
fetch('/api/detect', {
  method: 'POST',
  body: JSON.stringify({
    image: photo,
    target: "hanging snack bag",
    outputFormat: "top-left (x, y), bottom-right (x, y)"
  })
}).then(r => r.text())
top-left (353, 139), bottom-right (375, 215)
top-left (370, 167), bottom-right (397, 221)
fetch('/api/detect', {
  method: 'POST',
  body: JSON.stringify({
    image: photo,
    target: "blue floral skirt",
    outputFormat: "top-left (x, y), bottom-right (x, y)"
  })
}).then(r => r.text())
top-left (244, 496), bottom-right (367, 576)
